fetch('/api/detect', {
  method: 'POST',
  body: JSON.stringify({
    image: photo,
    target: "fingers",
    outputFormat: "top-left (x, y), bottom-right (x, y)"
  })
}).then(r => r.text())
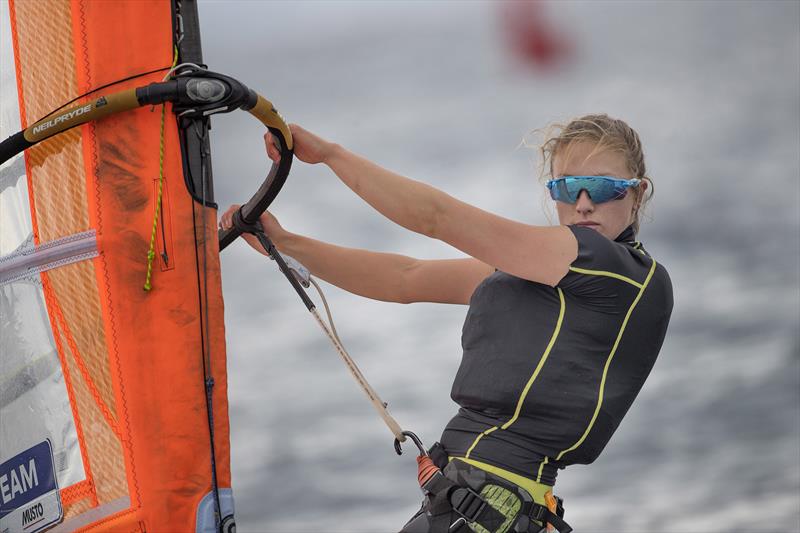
top-left (263, 131), bottom-right (282, 163)
top-left (218, 204), bottom-right (241, 230)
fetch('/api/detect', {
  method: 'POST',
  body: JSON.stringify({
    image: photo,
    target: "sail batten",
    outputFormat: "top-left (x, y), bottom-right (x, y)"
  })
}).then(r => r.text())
top-left (0, 230), bottom-right (98, 286)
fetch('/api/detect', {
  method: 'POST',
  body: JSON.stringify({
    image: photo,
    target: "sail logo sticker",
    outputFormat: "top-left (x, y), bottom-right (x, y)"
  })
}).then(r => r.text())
top-left (31, 104), bottom-right (93, 135)
top-left (0, 440), bottom-right (63, 532)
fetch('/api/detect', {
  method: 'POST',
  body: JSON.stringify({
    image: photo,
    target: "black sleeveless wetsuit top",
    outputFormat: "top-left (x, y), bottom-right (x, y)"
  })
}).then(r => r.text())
top-left (440, 225), bottom-right (673, 486)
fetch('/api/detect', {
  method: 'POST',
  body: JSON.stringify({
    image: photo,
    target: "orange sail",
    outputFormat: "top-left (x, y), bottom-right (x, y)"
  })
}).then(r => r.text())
top-left (1, 1), bottom-right (235, 530)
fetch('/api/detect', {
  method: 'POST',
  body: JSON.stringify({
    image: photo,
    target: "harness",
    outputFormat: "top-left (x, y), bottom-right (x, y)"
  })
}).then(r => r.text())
top-left (409, 438), bottom-right (572, 533)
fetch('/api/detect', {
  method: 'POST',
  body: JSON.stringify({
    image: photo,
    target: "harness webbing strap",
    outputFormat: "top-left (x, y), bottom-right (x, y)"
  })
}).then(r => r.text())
top-left (419, 460), bottom-right (572, 533)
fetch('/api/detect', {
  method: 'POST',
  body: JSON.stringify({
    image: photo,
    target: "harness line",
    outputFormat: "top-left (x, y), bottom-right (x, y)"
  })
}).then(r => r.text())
top-left (236, 218), bottom-right (407, 443)
top-left (307, 277), bottom-right (405, 440)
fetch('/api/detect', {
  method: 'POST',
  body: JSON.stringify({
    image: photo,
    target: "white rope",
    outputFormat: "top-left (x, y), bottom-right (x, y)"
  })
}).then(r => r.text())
top-left (307, 277), bottom-right (406, 442)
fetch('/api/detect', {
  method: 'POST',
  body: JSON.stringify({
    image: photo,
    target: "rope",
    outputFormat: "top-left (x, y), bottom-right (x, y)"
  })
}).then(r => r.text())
top-left (307, 276), bottom-right (405, 441)
top-left (144, 47), bottom-right (179, 291)
top-left (310, 277), bottom-right (342, 344)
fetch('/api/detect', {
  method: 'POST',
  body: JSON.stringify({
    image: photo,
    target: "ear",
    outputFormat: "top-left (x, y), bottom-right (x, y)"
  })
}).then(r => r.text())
top-left (635, 178), bottom-right (650, 207)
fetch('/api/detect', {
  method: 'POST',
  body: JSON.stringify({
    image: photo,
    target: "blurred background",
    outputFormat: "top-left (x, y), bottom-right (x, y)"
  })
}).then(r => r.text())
top-left (199, 1), bottom-right (800, 531)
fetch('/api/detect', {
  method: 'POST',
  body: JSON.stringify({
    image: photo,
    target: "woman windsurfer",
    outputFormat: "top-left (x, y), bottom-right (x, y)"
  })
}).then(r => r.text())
top-left (220, 114), bottom-right (673, 533)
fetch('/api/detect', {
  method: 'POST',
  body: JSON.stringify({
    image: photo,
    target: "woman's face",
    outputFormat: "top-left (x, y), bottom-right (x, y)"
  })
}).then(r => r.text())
top-left (551, 141), bottom-right (644, 240)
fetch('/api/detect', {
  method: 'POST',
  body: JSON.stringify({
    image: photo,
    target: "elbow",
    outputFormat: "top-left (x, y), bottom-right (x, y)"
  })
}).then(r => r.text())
top-left (418, 191), bottom-right (446, 240)
top-left (394, 259), bottom-right (422, 304)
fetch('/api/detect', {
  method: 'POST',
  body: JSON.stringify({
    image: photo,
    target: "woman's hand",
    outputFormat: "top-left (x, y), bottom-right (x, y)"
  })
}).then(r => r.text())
top-left (219, 204), bottom-right (286, 254)
top-left (265, 124), bottom-right (337, 165)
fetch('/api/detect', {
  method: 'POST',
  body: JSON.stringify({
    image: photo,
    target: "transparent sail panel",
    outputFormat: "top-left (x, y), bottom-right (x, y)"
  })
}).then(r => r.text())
top-left (0, 0), bottom-right (85, 491)
top-left (0, 3), bottom-right (29, 255)
top-left (0, 278), bottom-right (85, 489)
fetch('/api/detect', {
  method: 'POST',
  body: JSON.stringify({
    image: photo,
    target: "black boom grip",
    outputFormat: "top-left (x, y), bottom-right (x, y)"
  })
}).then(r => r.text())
top-left (0, 131), bottom-right (33, 166)
top-left (218, 93), bottom-right (294, 251)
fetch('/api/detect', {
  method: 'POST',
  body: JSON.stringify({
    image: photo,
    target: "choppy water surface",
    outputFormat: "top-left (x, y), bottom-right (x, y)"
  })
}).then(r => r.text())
top-left (203, 2), bottom-right (800, 531)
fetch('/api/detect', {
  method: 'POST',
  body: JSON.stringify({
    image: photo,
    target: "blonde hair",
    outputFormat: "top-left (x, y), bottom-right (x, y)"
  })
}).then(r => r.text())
top-left (534, 114), bottom-right (653, 234)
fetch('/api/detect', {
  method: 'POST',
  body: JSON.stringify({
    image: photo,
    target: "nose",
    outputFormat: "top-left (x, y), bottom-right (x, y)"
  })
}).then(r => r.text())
top-left (575, 189), bottom-right (594, 214)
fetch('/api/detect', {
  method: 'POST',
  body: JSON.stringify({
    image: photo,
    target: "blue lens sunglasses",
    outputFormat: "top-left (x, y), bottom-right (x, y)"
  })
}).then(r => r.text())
top-left (546, 175), bottom-right (640, 204)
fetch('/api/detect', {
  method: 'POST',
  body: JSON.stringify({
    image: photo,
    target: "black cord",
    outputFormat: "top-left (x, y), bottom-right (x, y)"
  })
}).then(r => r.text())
top-left (198, 122), bottom-right (223, 530)
top-left (230, 211), bottom-right (316, 312)
top-left (34, 65), bottom-right (171, 122)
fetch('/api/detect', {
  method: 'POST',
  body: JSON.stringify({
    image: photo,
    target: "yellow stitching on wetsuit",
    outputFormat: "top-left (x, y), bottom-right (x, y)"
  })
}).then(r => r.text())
top-left (465, 426), bottom-right (498, 457)
top-left (536, 457), bottom-right (549, 483)
top-left (465, 288), bottom-right (566, 458)
top-left (502, 288), bottom-right (565, 430)
top-left (568, 266), bottom-right (643, 288)
top-left (555, 259), bottom-right (658, 462)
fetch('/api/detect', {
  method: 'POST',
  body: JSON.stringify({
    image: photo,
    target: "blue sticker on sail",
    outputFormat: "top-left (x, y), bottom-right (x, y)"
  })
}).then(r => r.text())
top-left (0, 440), bottom-right (63, 532)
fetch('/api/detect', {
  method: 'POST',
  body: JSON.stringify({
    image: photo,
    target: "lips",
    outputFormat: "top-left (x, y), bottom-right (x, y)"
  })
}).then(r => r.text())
top-left (575, 221), bottom-right (600, 227)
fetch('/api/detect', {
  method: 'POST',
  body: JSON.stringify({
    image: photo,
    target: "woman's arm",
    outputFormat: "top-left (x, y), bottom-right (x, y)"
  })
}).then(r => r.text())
top-left (279, 233), bottom-right (493, 304)
top-left (317, 135), bottom-right (578, 287)
top-left (220, 206), bottom-right (493, 304)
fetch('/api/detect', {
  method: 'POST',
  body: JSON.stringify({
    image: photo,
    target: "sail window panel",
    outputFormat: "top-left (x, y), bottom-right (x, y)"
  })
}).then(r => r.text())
top-left (0, 277), bottom-right (86, 491)
top-left (28, 258), bottom-right (132, 512)
top-left (0, 2), bottom-right (21, 137)
top-left (0, 162), bottom-right (30, 254)
top-left (0, 1), bottom-right (29, 255)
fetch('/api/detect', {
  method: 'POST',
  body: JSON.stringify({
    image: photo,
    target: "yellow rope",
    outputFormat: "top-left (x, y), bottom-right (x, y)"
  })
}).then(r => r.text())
top-left (144, 47), bottom-right (178, 291)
